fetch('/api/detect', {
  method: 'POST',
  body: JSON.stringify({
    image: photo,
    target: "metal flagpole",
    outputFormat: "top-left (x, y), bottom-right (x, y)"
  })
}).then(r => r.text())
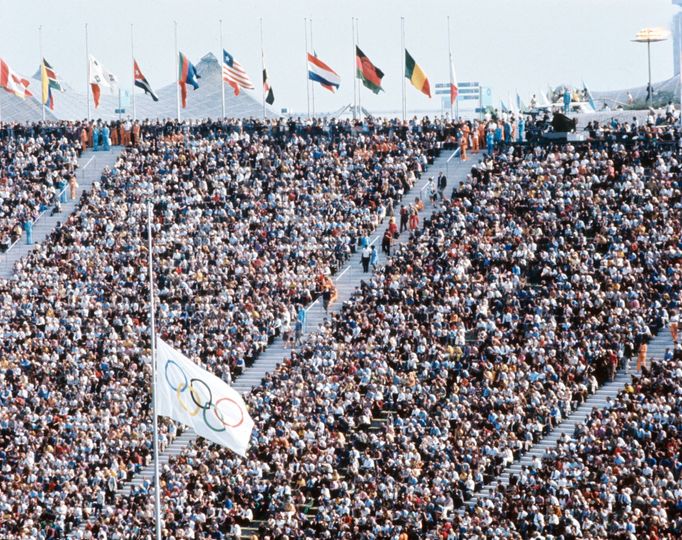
top-left (147, 199), bottom-right (163, 540)
top-left (131, 23), bottom-right (136, 121)
top-left (85, 23), bottom-right (90, 121)
top-left (174, 21), bottom-right (180, 121)
top-left (679, 17), bottom-right (682, 127)
top-left (352, 17), bottom-right (357, 119)
top-left (310, 17), bottom-right (315, 117)
top-left (304, 18), bottom-right (310, 118)
top-left (259, 17), bottom-right (265, 119)
top-left (355, 18), bottom-right (362, 118)
top-left (39, 25), bottom-right (45, 121)
top-left (401, 17), bottom-right (406, 121)
top-left (447, 16), bottom-right (453, 119)
top-left (220, 19), bottom-right (225, 119)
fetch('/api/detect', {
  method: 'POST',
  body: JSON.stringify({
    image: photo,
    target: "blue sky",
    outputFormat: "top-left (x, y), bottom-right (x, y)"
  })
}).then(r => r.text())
top-left (0, 0), bottom-right (677, 114)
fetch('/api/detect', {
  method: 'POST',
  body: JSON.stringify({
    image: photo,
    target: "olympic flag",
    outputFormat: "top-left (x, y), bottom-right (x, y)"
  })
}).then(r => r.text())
top-left (156, 338), bottom-right (254, 457)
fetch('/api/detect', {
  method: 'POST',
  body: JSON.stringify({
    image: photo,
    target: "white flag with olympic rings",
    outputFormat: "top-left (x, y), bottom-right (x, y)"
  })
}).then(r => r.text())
top-left (156, 338), bottom-right (254, 457)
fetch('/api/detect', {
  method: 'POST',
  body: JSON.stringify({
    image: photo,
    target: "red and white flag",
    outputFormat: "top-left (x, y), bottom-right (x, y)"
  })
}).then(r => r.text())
top-left (222, 49), bottom-right (255, 96)
top-left (88, 55), bottom-right (118, 108)
top-left (449, 53), bottom-right (458, 106)
top-left (0, 58), bottom-right (33, 99)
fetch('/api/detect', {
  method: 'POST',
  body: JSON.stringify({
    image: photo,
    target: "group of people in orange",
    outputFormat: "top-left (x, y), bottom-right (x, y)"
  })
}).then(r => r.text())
top-left (78, 119), bottom-right (142, 150)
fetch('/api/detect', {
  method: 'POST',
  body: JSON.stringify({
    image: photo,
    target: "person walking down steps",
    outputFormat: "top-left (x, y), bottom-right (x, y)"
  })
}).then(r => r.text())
top-left (361, 245), bottom-right (372, 273)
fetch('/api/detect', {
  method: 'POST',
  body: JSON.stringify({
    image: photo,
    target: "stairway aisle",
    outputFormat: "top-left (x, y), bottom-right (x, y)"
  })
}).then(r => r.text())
top-left (113, 147), bottom-right (474, 512)
top-left (0, 147), bottom-right (123, 278)
top-left (461, 327), bottom-right (676, 512)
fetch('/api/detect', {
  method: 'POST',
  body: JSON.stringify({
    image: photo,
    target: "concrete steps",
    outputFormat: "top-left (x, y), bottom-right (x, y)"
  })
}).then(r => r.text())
top-left (1, 147), bottom-right (123, 278)
top-left (461, 327), bottom-right (675, 512)
top-left (110, 147), bottom-right (472, 526)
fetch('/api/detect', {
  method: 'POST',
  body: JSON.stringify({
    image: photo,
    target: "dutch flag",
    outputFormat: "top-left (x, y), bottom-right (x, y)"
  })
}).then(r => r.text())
top-left (307, 52), bottom-right (340, 93)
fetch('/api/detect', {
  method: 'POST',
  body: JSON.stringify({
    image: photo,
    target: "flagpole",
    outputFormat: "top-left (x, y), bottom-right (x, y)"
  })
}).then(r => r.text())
top-left (304, 17), bottom-right (310, 118)
top-left (219, 19), bottom-right (225, 119)
top-left (131, 23), bottom-right (136, 121)
top-left (174, 20), bottom-right (180, 121)
top-left (447, 15), bottom-right (453, 119)
top-left (355, 18), bottom-right (362, 118)
top-left (352, 17), bottom-right (357, 120)
top-left (147, 199), bottom-right (163, 540)
top-left (260, 17), bottom-right (266, 120)
top-left (85, 23), bottom-right (90, 121)
top-left (310, 17), bottom-right (315, 117)
top-left (39, 25), bottom-right (45, 121)
top-left (401, 17), bottom-right (406, 121)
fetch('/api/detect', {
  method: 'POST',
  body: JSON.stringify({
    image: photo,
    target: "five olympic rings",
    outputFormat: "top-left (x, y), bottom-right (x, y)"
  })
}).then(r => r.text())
top-left (164, 359), bottom-right (244, 432)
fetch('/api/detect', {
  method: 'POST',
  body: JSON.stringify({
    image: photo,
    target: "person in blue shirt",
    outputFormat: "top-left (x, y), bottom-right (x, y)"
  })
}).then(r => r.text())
top-left (518, 117), bottom-right (525, 142)
top-left (563, 87), bottom-right (571, 113)
top-left (24, 219), bottom-right (33, 245)
top-left (93, 126), bottom-right (101, 151)
top-left (102, 124), bottom-right (111, 151)
top-left (486, 130), bottom-right (495, 155)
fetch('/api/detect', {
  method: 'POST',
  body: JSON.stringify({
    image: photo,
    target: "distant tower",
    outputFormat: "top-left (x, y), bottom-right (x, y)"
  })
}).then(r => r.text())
top-left (674, 0), bottom-right (682, 75)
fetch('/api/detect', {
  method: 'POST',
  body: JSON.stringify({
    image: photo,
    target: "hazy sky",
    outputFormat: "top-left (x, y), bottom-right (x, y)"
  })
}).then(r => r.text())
top-left (0, 0), bottom-right (678, 114)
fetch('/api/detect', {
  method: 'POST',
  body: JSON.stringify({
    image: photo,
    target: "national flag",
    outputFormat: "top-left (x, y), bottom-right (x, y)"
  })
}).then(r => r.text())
top-left (156, 338), bottom-right (254, 457)
top-left (582, 80), bottom-right (597, 111)
top-left (500, 100), bottom-right (510, 113)
top-left (40, 58), bottom-right (63, 109)
top-left (0, 58), bottom-right (33, 99)
top-left (516, 91), bottom-right (526, 112)
top-left (307, 52), bottom-right (340, 93)
top-left (448, 54), bottom-right (458, 105)
top-left (88, 55), bottom-right (118, 108)
top-left (46, 87), bottom-right (54, 110)
top-left (134, 60), bottom-right (159, 101)
top-left (262, 68), bottom-right (274, 105)
top-left (404, 49), bottom-right (430, 98)
top-left (222, 49), bottom-right (255, 96)
top-left (355, 46), bottom-right (384, 94)
top-left (178, 51), bottom-right (200, 108)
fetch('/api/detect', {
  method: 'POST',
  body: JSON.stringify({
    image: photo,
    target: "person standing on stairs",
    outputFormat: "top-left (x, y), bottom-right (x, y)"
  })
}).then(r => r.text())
top-left (69, 175), bottom-right (78, 201)
top-left (670, 311), bottom-right (679, 344)
top-left (637, 341), bottom-right (648, 371)
top-left (369, 245), bottom-right (378, 271)
top-left (23, 219), bottom-right (33, 245)
top-left (361, 245), bottom-right (372, 273)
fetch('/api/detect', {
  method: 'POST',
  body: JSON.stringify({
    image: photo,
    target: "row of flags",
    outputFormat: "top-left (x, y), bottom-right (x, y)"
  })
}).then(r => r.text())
top-left (0, 45), bottom-right (450, 112)
top-left (0, 48), bottom-right (275, 111)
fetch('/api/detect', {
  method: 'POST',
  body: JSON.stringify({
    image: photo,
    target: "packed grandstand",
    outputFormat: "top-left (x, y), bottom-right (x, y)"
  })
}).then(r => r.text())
top-left (0, 111), bottom-right (680, 540)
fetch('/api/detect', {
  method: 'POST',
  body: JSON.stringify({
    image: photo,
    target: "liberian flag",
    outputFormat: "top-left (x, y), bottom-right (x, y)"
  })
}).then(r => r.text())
top-left (0, 59), bottom-right (33, 99)
top-left (307, 52), bottom-right (340, 93)
top-left (178, 51), bottom-right (200, 108)
top-left (263, 68), bottom-right (274, 105)
top-left (222, 50), bottom-right (254, 96)
top-left (134, 60), bottom-right (159, 101)
top-left (449, 54), bottom-right (458, 106)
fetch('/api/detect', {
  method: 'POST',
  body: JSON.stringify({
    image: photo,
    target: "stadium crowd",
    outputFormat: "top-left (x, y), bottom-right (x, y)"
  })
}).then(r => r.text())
top-left (0, 117), bottom-right (445, 538)
top-left (74, 133), bottom-right (682, 539)
top-left (0, 113), bottom-right (680, 539)
top-left (0, 130), bottom-right (81, 251)
top-left (465, 356), bottom-right (682, 539)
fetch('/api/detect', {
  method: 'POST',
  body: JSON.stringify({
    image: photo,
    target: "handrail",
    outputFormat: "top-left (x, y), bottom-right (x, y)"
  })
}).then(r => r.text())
top-left (2, 153), bottom-right (96, 269)
top-left (446, 147), bottom-right (461, 177)
top-left (446, 147), bottom-right (461, 163)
